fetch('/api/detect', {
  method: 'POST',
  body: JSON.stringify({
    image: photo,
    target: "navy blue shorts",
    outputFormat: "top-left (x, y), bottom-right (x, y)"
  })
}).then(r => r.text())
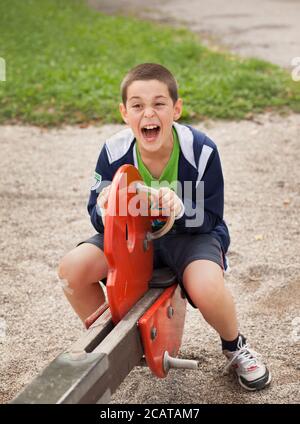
top-left (78, 231), bottom-right (224, 308)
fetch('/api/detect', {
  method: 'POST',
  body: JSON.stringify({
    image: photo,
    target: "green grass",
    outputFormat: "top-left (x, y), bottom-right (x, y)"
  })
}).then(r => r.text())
top-left (0, 0), bottom-right (299, 126)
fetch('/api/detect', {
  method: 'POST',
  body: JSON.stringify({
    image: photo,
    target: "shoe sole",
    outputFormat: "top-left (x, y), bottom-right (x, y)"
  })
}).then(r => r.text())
top-left (238, 371), bottom-right (272, 391)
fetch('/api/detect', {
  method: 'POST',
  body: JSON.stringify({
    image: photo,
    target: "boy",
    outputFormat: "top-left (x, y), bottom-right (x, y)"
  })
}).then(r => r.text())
top-left (58, 63), bottom-right (271, 391)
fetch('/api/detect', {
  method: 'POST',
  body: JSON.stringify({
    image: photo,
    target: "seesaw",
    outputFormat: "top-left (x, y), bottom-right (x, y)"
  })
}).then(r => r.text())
top-left (12, 164), bottom-right (198, 404)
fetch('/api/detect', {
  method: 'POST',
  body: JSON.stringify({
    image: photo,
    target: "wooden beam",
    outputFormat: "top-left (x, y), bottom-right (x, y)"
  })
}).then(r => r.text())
top-left (11, 288), bottom-right (163, 404)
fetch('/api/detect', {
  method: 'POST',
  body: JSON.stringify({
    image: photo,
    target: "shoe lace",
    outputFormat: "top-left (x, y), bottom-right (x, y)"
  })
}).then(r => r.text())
top-left (224, 342), bottom-right (262, 374)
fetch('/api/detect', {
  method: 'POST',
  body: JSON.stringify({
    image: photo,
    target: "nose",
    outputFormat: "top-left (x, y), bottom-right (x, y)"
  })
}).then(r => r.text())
top-left (144, 106), bottom-right (155, 118)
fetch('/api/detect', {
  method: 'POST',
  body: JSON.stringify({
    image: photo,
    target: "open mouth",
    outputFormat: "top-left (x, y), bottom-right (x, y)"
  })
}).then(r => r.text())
top-left (141, 125), bottom-right (161, 141)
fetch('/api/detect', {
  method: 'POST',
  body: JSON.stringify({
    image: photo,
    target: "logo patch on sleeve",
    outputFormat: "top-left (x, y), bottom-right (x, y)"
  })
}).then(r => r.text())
top-left (91, 172), bottom-right (102, 190)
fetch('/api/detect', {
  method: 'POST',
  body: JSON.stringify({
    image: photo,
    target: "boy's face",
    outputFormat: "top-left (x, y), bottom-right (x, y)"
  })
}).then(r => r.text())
top-left (119, 79), bottom-right (182, 155)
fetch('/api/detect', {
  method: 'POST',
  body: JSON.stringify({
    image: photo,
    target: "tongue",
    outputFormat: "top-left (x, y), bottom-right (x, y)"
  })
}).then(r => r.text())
top-left (143, 128), bottom-right (159, 140)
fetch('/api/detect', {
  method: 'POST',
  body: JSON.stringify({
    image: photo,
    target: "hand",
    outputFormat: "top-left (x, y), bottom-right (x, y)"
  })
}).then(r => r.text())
top-left (97, 185), bottom-right (111, 225)
top-left (97, 184), bottom-right (111, 209)
top-left (153, 187), bottom-right (184, 219)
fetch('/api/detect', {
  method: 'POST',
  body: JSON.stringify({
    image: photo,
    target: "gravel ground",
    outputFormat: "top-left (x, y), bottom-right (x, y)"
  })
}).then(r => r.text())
top-left (1, 0), bottom-right (300, 404)
top-left (1, 112), bottom-right (299, 403)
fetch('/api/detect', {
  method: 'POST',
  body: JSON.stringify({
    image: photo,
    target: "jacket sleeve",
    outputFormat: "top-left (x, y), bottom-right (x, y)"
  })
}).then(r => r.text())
top-left (87, 145), bottom-right (114, 233)
top-left (176, 146), bottom-right (224, 234)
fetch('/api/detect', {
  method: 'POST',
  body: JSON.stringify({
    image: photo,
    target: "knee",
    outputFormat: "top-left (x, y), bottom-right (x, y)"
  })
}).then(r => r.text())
top-left (184, 273), bottom-right (225, 310)
top-left (199, 274), bottom-right (224, 299)
top-left (58, 253), bottom-right (71, 281)
top-left (58, 251), bottom-right (84, 287)
top-left (200, 277), bottom-right (224, 304)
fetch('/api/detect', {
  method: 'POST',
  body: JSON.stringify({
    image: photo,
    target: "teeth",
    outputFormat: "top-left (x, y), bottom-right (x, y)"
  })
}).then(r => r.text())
top-left (143, 125), bottom-right (159, 130)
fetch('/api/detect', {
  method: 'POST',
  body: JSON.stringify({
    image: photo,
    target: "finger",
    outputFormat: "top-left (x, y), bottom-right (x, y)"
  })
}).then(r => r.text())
top-left (160, 202), bottom-right (174, 216)
top-left (158, 187), bottom-right (171, 198)
top-left (97, 190), bottom-right (109, 208)
top-left (159, 193), bottom-right (173, 208)
top-left (160, 197), bottom-right (173, 210)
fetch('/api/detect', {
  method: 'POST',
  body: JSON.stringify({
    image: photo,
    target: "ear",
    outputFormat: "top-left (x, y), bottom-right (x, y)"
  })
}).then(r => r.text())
top-left (173, 98), bottom-right (183, 121)
top-left (119, 103), bottom-right (128, 124)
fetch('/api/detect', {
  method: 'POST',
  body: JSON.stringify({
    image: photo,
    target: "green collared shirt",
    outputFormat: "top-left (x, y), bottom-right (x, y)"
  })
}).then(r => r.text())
top-left (135, 127), bottom-right (180, 229)
top-left (136, 127), bottom-right (179, 188)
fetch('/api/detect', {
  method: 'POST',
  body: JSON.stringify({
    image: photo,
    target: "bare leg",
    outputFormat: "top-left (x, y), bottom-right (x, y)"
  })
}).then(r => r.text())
top-left (183, 260), bottom-right (238, 341)
top-left (58, 243), bottom-right (108, 323)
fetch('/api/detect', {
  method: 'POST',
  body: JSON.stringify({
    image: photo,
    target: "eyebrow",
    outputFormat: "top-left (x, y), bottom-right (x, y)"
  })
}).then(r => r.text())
top-left (128, 95), bottom-right (168, 101)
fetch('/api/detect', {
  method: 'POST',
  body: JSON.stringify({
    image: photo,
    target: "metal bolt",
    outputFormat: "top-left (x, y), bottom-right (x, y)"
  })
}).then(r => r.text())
top-left (150, 327), bottom-right (157, 340)
top-left (167, 306), bottom-right (174, 318)
top-left (163, 351), bottom-right (198, 373)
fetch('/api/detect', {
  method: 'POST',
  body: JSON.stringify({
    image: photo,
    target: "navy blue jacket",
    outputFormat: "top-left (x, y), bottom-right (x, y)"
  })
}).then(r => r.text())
top-left (88, 122), bottom-right (230, 260)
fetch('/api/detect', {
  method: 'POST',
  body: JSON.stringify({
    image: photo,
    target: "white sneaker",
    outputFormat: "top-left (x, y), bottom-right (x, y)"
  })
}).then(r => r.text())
top-left (223, 335), bottom-right (272, 391)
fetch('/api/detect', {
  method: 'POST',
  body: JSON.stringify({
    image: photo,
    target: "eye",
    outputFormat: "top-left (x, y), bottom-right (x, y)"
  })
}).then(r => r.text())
top-left (132, 104), bottom-right (142, 109)
top-left (155, 103), bottom-right (165, 107)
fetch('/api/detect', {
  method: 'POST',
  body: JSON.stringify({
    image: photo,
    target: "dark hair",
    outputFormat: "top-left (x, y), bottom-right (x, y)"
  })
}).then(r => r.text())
top-left (121, 63), bottom-right (178, 105)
